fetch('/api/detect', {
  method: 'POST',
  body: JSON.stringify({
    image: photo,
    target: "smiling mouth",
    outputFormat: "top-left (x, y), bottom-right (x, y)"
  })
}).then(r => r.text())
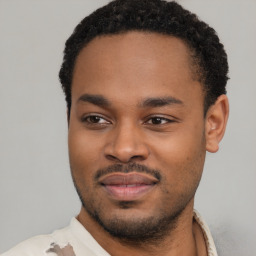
top-left (98, 173), bottom-right (159, 201)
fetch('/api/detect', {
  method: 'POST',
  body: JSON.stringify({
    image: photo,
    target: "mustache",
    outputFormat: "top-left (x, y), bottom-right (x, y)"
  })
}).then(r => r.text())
top-left (94, 163), bottom-right (162, 182)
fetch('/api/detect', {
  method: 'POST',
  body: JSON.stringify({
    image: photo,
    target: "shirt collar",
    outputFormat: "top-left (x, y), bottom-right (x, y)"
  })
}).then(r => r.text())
top-left (193, 210), bottom-right (218, 256)
top-left (70, 211), bottom-right (218, 256)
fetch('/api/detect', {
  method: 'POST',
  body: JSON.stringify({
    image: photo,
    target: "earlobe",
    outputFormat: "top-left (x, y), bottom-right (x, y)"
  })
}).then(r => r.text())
top-left (205, 95), bottom-right (229, 153)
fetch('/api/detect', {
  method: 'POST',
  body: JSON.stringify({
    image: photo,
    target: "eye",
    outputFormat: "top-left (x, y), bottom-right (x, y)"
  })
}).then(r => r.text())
top-left (146, 116), bottom-right (173, 125)
top-left (82, 115), bottom-right (110, 125)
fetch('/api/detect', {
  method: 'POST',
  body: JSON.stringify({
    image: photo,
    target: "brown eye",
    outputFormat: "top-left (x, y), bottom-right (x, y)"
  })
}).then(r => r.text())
top-left (147, 117), bottom-right (171, 125)
top-left (82, 115), bottom-right (110, 125)
top-left (88, 116), bottom-right (101, 123)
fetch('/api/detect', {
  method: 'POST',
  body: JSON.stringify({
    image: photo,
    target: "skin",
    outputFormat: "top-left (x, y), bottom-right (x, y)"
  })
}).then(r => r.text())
top-left (68, 32), bottom-right (229, 256)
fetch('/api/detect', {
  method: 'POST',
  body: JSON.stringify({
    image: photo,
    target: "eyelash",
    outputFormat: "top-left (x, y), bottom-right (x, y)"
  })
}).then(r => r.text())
top-left (81, 115), bottom-right (111, 125)
top-left (81, 114), bottom-right (175, 127)
top-left (146, 116), bottom-right (174, 125)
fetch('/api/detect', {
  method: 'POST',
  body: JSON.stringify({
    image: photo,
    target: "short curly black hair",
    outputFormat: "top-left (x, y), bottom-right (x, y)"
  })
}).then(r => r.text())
top-left (59, 0), bottom-right (229, 117)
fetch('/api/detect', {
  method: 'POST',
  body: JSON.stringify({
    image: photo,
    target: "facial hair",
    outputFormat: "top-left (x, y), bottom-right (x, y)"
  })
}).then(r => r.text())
top-left (72, 162), bottom-right (195, 245)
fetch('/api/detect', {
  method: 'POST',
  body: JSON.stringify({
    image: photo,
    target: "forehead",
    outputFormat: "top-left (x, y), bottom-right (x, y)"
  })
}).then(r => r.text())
top-left (72, 31), bottom-right (203, 108)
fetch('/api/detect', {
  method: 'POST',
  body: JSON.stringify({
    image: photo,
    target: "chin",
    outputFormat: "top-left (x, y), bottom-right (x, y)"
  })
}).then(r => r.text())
top-left (83, 199), bottom-right (188, 243)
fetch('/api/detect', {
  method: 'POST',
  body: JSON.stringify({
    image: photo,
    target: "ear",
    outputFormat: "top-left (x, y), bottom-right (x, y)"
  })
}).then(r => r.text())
top-left (205, 95), bottom-right (229, 153)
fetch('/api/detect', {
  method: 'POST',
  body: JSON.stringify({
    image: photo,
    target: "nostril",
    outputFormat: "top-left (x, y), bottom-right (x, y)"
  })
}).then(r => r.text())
top-left (103, 132), bottom-right (150, 163)
top-left (130, 155), bottom-right (146, 161)
top-left (105, 154), bottom-right (146, 163)
top-left (106, 155), bottom-right (120, 162)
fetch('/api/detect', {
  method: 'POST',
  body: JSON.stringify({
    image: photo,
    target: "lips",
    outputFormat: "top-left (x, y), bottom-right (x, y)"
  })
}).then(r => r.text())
top-left (98, 173), bottom-right (159, 201)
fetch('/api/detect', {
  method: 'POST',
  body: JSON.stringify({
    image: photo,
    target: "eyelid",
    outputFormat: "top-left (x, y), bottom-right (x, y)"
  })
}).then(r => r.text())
top-left (81, 113), bottom-right (112, 124)
top-left (144, 114), bottom-right (177, 124)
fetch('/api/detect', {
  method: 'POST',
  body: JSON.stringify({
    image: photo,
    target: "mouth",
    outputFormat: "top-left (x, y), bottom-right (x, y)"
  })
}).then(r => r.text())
top-left (98, 173), bottom-right (159, 201)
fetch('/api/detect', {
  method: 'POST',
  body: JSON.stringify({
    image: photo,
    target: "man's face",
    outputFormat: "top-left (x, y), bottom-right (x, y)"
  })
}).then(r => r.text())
top-left (68, 32), bottom-right (206, 239)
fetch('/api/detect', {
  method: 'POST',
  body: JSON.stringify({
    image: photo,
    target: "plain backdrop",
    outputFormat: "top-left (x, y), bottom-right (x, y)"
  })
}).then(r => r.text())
top-left (0, 0), bottom-right (255, 255)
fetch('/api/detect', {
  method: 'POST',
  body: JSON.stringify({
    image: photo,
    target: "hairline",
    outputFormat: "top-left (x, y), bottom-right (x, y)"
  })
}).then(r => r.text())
top-left (69, 30), bottom-right (208, 118)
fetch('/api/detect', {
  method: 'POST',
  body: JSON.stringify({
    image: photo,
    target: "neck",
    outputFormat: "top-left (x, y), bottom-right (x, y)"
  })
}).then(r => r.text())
top-left (77, 200), bottom-right (207, 256)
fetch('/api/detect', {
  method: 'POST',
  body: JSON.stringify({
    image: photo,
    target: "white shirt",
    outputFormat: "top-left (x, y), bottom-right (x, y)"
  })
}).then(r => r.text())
top-left (1, 210), bottom-right (218, 256)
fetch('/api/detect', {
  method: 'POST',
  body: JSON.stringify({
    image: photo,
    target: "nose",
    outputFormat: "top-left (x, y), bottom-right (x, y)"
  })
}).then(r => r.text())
top-left (104, 123), bottom-right (150, 163)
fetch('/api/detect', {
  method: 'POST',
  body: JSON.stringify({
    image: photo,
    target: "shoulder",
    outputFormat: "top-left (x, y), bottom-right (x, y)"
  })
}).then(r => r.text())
top-left (1, 218), bottom-right (110, 256)
top-left (1, 224), bottom-right (73, 256)
top-left (1, 234), bottom-right (54, 256)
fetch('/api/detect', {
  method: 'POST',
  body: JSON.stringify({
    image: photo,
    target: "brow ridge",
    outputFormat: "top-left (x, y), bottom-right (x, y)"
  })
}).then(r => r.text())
top-left (77, 94), bottom-right (110, 107)
top-left (77, 94), bottom-right (183, 108)
top-left (140, 97), bottom-right (183, 108)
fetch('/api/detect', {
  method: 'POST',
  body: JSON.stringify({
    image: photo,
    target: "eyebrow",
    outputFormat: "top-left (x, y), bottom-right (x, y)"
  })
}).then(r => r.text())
top-left (77, 94), bottom-right (183, 108)
top-left (140, 97), bottom-right (183, 108)
top-left (77, 94), bottom-right (110, 107)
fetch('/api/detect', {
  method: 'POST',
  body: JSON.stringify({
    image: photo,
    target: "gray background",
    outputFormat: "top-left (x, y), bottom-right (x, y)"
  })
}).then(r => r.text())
top-left (0, 0), bottom-right (255, 255)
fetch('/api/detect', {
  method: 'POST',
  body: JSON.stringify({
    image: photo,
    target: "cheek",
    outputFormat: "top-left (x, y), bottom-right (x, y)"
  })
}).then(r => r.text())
top-left (68, 128), bottom-right (102, 166)
top-left (150, 125), bottom-right (206, 184)
top-left (68, 130), bottom-right (103, 188)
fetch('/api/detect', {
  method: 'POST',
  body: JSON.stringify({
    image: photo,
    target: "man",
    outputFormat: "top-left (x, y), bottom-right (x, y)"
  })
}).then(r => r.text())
top-left (2, 0), bottom-right (229, 255)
